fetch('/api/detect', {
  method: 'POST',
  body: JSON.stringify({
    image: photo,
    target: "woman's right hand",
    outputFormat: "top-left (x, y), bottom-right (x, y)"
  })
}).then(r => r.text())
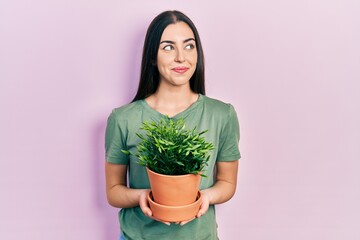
top-left (139, 189), bottom-right (171, 226)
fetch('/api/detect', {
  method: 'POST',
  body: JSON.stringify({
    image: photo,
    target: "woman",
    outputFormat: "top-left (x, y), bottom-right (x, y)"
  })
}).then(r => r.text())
top-left (105, 10), bottom-right (241, 240)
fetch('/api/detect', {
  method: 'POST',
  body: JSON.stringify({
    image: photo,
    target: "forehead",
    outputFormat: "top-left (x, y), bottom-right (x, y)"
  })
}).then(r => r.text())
top-left (160, 22), bottom-right (195, 41)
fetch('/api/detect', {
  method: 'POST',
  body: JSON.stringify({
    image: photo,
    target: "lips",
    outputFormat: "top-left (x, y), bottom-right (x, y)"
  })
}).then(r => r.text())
top-left (172, 66), bottom-right (189, 73)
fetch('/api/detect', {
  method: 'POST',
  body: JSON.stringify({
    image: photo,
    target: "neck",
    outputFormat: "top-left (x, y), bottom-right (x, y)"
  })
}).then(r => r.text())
top-left (153, 80), bottom-right (197, 104)
top-left (145, 83), bottom-right (199, 117)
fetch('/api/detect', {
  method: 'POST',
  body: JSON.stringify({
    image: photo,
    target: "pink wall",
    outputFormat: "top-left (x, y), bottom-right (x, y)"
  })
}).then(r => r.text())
top-left (1, 0), bottom-right (359, 239)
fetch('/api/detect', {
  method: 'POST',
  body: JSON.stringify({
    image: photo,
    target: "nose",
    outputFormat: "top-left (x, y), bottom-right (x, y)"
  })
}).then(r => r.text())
top-left (175, 49), bottom-right (185, 63)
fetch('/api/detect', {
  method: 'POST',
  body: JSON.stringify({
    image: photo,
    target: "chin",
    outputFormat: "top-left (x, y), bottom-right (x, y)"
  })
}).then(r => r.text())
top-left (168, 80), bottom-right (191, 87)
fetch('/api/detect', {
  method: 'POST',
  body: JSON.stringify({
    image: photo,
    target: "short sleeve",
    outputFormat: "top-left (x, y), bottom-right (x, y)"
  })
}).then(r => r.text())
top-left (105, 111), bottom-right (129, 164)
top-left (217, 104), bottom-right (241, 161)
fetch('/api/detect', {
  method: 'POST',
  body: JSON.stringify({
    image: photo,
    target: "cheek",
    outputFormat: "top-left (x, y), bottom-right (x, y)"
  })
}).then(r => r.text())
top-left (157, 54), bottom-right (174, 66)
top-left (156, 59), bottom-right (171, 75)
top-left (189, 52), bottom-right (198, 64)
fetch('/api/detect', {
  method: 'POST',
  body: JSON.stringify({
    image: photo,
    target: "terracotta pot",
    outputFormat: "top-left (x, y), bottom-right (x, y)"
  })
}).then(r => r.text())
top-left (148, 191), bottom-right (202, 222)
top-left (146, 167), bottom-right (201, 206)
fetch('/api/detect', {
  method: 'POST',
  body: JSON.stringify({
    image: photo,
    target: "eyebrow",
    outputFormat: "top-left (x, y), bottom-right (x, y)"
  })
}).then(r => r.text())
top-left (160, 38), bottom-right (196, 44)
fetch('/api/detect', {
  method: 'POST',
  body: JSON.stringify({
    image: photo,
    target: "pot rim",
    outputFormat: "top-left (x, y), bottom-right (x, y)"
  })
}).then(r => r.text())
top-left (146, 167), bottom-right (201, 178)
top-left (147, 190), bottom-right (202, 209)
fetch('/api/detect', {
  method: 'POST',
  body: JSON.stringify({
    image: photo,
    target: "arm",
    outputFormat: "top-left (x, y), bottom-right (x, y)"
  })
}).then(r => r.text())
top-left (198, 160), bottom-right (239, 217)
top-left (179, 160), bottom-right (238, 225)
top-left (105, 162), bottom-right (147, 208)
top-left (105, 162), bottom-right (171, 225)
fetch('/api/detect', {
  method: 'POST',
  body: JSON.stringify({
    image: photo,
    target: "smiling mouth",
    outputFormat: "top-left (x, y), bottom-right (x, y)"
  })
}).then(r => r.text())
top-left (172, 67), bottom-right (189, 73)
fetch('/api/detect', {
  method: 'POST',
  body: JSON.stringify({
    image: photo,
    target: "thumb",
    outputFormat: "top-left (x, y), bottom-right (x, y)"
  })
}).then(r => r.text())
top-left (139, 190), bottom-right (152, 216)
top-left (197, 199), bottom-right (209, 218)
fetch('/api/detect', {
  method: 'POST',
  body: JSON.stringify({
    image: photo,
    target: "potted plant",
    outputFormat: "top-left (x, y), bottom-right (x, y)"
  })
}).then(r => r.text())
top-left (122, 117), bottom-right (214, 221)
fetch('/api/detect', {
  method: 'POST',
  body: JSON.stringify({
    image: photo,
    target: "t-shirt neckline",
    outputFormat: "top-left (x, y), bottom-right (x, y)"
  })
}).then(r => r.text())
top-left (141, 94), bottom-right (203, 119)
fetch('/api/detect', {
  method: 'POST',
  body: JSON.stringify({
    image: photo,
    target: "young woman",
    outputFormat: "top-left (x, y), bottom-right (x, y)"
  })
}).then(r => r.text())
top-left (105, 10), bottom-right (241, 240)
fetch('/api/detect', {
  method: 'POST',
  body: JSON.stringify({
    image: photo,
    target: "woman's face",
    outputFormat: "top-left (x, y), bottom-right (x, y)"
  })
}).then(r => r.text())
top-left (157, 21), bottom-right (197, 88)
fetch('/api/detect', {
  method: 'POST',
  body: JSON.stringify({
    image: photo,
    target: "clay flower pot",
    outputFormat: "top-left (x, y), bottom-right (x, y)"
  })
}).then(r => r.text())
top-left (146, 167), bottom-right (201, 206)
top-left (147, 191), bottom-right (202, 222)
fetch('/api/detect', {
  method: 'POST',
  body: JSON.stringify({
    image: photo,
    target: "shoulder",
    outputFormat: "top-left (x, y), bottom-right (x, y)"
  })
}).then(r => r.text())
top-left (201, 95), bottom-right (236, 116)
top-left (109, 100), bottom-right (143, 121)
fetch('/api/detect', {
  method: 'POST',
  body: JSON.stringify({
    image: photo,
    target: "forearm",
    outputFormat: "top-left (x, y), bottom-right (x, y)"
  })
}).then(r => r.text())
top-left (201, 160), bottom-right (239, 205)
top-left (107, 184), bottom-right (148, 208)
top-left (201, 180), bottom-right (236, 205)
top-left (105, 162), bottom-right (149, 208)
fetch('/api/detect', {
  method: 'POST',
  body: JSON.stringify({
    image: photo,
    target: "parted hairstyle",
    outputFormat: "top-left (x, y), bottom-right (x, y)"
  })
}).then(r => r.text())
top-left (132, 10), bottom-right (206, 102)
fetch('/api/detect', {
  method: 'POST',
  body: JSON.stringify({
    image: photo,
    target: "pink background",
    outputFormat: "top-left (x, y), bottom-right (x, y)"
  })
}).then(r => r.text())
top-left (1, 0), bottom-right (359, 239)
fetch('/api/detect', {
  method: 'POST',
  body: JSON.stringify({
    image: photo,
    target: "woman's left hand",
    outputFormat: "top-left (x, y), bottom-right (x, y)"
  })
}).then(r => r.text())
top-left (177, 190), bottom-right (210, 226)
top-left (178, 160), bottom-right (239, 226)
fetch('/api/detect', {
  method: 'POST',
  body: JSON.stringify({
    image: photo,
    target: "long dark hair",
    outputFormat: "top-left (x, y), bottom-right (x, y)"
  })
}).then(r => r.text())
top-left (132, 10), bottom-right (205, 102)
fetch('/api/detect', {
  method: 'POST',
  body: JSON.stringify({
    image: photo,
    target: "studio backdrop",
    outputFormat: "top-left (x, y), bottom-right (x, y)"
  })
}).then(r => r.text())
top-left (0, 0), bottom-right (359, 239)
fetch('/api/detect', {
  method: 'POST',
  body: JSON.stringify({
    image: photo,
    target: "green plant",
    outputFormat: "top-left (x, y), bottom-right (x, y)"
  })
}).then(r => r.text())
top-left (122, 117), bottom-right (214, 176)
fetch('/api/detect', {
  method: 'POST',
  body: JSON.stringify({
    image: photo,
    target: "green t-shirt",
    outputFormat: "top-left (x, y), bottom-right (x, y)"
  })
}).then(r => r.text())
top-left (105, 94), bottom-right (241, 240)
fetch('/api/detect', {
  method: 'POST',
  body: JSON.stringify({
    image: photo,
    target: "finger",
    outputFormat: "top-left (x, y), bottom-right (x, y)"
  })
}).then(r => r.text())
top-left (139, 200), bottom-right (152, 216)
top-left (196, 200), bottom-right (209, 218)
top-left (141, 205), bottom-right (152, 217)
top-left (150, 216), bottom-right (171, 226)
top-left (197, 206), bottom-right (208, 217)
top-left (139, 191), bottom-right (152, 217)
top-left (180, 217), bottom-right (195, 226)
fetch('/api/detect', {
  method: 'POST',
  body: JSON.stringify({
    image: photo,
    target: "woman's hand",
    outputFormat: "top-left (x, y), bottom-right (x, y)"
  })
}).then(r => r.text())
top-left (179, 160), bottom-right (239, 226)
top-left (176, 190), bottom-right (210, 226)
top-left (139, 189), bottom-right (171, 226)
top-left (196, 190), bottom-right (210, 218)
